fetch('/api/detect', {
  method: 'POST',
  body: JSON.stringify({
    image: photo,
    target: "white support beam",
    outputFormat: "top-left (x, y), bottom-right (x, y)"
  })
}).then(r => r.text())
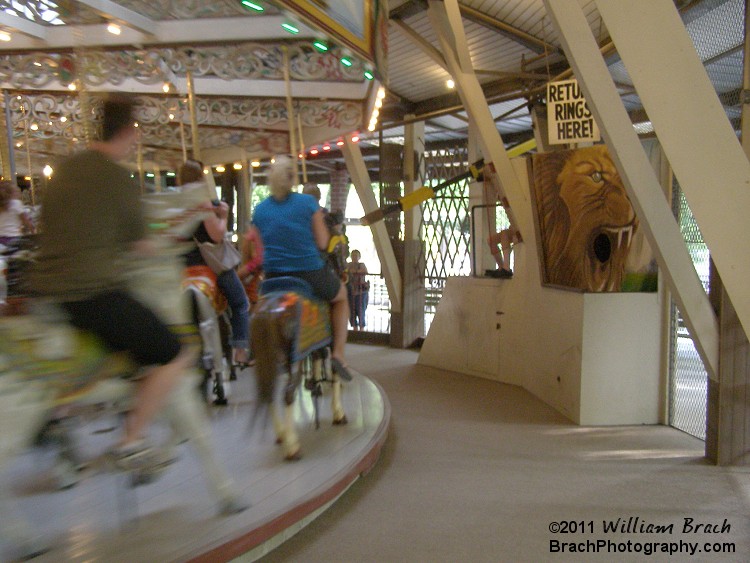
top-left (544, 0), bottom-right (720, 379)
top-left (342, 138), bottom-right (402, 313)
top-left (0, 13), bottom-right (48, 40)
top-left (391, 19), bottom-right (447, 70)
top-left (440, 0), bottom-right (472, 73)
top-left (403, 116), bottom-right (425, 242)
top-left (74, 0), bottom-right (157, 35)
top-left (426, 0), bottom-right (529, 233)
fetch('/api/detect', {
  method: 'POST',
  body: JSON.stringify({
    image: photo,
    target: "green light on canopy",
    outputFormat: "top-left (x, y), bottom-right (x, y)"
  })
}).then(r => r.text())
top-left (282, 22), bottom-right (300, 34)
top-left (364, 70), bottom-right (374, 80)
top-left (240, 0), bottom-right (264, 11)
top-left (313, 40), bottom-right (329, 52)
top-left (340, 56), bottom-right (353, 67)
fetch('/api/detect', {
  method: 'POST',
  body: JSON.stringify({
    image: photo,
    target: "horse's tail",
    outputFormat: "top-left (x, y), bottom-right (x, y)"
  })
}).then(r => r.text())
top-left (250, 304), bottom-right (277, 405)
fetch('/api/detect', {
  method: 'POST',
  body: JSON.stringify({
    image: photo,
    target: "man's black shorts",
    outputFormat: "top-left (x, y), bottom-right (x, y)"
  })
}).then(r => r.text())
top-left (61, 290), bottom-right (182, 366)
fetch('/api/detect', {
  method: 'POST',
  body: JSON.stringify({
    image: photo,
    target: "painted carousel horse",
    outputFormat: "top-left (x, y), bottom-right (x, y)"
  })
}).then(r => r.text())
top-left (0, 185), bottom-right (245, 560)
top-left (250, 277), bottom-right (348, 461)
top-left (182, 264), bottom-right (235, 405)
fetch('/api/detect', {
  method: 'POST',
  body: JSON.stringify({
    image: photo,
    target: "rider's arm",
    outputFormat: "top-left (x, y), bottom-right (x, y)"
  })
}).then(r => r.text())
top-left (203, 201), bottom-right (229, 243)
top-left (239, 226), bottom-right (264, 278)
top-left (20, 209), bottom-right (35, 234)
top-left (311, 208), bottom-right (329, 251)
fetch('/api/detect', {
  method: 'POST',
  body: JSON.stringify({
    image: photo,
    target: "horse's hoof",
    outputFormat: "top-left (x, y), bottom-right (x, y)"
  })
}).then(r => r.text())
top-left (330, 358), bottom-right (353, 381)
top-left (284, 449), bottom-right (302, 461)
top-left (332, 415), bottom-right (348, 425)
top-left (218, 497), bottom-right (250, 516)
top-left (213, 397), bottom-right (228, 406)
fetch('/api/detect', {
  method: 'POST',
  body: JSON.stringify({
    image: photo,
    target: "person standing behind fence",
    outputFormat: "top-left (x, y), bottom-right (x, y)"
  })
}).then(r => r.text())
top-left (346, 249), bottom-right (368, 331)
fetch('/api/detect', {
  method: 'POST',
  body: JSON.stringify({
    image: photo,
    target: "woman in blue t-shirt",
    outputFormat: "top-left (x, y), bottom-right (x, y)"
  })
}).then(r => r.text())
top-left (252, 156), bottom-right (350, 379)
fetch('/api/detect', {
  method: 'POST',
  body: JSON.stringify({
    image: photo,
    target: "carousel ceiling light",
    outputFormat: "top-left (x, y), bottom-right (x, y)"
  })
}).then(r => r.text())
top-left (281, 22), bottom-right (300, 34)
top-left (215, 165), bottom-right (226, 173)
top-left (0, 32), bottom-right (11, 42)
top-left (336, 139), bottom-right (344, 147)
top-left (30, 123), bottom-right (39, 131)
top-left (240, 0), bottom-right (264, 12)
top-left (364, 70), bottom-right (374, 80)
top-left (310, 148), bottom-right (319, 155)
top-left (251, 160), bottom-right (261, 168)
top-left (107, 23), bottom-right (121, 35)
top-left (60, 116), bottom-right (67, 122)
top-left (43, 165), bottom-right (53, 178)
top-left (351, 135), bottom-right (360, 143)
top-left (446, 78), bottom-right (455, 89)
top-left (313, 40), bottom-right (329, 52)
top-left (233, 162), bottom-right (242, 170)
top-left (322, 144), bottom-right (330, 151)
top-left (67, 83), bottom-right (76, 91)
top-left (340, 56), bottom-right (353, 67)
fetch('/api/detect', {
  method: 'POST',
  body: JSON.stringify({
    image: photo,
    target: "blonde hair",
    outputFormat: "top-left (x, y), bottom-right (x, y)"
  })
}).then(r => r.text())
top-left (268, 155), bottom-right (294, 200)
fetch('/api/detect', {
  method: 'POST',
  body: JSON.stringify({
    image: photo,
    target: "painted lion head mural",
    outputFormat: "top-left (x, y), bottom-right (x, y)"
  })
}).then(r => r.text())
top-left (532, 145), bottom-right (638, 292)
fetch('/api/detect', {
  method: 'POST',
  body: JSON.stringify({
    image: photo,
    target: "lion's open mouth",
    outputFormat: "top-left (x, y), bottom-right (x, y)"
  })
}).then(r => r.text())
top-left (589, 221), bottom-right (636, 264)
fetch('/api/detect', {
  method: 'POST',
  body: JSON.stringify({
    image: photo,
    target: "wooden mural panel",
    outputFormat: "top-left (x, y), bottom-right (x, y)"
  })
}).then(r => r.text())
top-left (529, 146), bottom-right (657, 293)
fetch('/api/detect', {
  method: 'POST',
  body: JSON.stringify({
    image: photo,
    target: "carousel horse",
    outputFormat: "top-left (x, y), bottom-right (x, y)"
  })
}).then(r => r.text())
top-left (250, 277), bottom-right (348, 461)
top-left (0, 185), bottom-right (246, 560)
top-left (182, 264), bottom-right (235, 405)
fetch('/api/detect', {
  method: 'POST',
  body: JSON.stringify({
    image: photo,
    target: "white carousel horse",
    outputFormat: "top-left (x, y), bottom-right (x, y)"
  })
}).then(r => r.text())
top-left (250, 277), bottom-right (348, 461)
top-left (0, 184), bottom-right (245, 560)
top-left (182, 264), bottom-right (234, 405)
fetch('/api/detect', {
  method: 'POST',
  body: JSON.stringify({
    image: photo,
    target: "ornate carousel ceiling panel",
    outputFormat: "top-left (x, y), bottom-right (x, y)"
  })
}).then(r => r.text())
top-left (0, 0), bottom-right (379, 179)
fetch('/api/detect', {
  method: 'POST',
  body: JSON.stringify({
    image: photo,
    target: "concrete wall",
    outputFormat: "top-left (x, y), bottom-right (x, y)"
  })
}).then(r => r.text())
top-left (418, 158), bottom-right (662, 425)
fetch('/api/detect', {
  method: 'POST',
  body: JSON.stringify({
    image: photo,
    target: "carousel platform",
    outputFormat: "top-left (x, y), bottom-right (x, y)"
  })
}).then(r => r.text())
top-left (1, 344), bottom-right (390, 562)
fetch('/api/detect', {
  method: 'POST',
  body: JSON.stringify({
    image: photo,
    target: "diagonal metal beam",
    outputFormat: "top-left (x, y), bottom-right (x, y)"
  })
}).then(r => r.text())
top-left (458, 2), bottom-right (560, 55)
top-left (0, 13), bottom-right (48, 39)
top-left (391, 19), bottom-right (447, 70)
top-left (342, 137), bottom-right (403, 312)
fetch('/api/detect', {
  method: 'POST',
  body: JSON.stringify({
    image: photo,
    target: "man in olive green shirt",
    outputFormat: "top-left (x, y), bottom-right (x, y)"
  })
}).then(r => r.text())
top-left (30, 95), bottom-right (193, 471)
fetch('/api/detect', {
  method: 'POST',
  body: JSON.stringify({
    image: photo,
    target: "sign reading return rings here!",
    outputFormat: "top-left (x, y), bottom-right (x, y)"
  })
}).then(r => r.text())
top-left (547, 78), bottom-right (601, 145)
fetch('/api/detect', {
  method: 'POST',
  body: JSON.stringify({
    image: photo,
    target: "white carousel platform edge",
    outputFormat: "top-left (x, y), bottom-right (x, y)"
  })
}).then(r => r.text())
top-left (185, 374), bottom-right (391, 563)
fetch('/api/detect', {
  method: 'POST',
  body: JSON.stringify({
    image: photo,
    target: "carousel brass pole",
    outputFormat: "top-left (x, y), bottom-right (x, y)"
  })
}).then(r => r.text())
top-left (21, 103), bottom-right (35, 205)
top-left (153, 165), bottom-right (161, 193)
top-left (186, 71), bottom-right (201, 162)
top-left (297, 114), bottom-right (307, 183)
top-left (137, 136), bottom-right (145, 193)
top-left (240, 149), bottom-right (251, 229)
top-left (282, 46), bottom-right (299, 186)
top-left (1, 90), bottom-right (16, 181)
top-left (179, 118), bottom-right (187, 162)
